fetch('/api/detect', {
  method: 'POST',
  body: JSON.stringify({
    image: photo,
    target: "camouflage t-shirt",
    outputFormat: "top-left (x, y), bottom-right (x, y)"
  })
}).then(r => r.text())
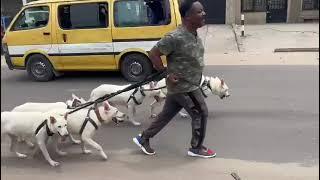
top-left (155, 25), bottom-right (205, 94)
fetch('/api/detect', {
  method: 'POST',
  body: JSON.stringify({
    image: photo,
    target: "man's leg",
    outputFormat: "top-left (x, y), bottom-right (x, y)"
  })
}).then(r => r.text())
top-left (133, 94), bottom-right (182, 155)
top-left (176, 89), bottom-right (215, 158)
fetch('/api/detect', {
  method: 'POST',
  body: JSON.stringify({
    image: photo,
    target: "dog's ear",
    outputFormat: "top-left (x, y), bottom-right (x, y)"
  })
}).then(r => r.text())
top-left (64, 113), bottom-right (68, 120)
top-left (221, 79), bottom-right (225, 86)
top-left (104, 101), bottom-right (110, 111)
top-left (50, 116), bottom-right (57, 124)
top-left (149, 81), bottom-right (155, 88)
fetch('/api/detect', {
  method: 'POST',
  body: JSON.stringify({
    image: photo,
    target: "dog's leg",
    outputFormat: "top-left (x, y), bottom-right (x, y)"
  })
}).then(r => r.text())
top-left (36, 136), bottom-right (60, 167)
top-left (25, 140), bottom-right (35, 148)
top-left (81, 140), bottom-right (92, 154)
top-left (82, 137), bottom-right (107, 160)
top-left (31, 145), bottom-right (40, 157)
top-left (52, 135), bottom-right (67, 156)
top-left (128, 104), bottom-right (141, 126)
top-left (69, 134), bottom-right (81, 144)
top-left (8, 134), bottom-right (27, 158)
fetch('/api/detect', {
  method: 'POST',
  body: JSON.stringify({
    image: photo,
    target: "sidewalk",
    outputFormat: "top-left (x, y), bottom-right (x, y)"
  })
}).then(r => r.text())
top-left (198, 23), bottom-right (319, 66)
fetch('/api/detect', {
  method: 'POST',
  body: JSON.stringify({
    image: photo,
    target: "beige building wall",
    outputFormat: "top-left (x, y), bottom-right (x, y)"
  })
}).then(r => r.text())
top-left (226, 0), bottom-right (236, 24)
top-left (243, 12), bottom-right (267, 24)
top-left (287, 0), bottom-right (302, 23)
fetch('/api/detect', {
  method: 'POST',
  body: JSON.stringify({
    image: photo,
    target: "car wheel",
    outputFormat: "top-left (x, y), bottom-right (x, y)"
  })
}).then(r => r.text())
top-left (120, 53), bottom-right (153, 82)
top-left (26, 54), bottom-right (55, 82)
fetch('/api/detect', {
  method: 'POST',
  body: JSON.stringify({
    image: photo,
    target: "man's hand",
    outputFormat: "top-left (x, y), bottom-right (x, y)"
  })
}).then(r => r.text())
top-left (167, 73), bottom-right (179, 84)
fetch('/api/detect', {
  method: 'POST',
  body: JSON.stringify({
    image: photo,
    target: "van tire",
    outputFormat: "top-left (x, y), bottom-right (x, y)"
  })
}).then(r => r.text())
top-left (120, 53), bottom-right (152, 82)
top-left (26, 54), bottom-right (55, 82)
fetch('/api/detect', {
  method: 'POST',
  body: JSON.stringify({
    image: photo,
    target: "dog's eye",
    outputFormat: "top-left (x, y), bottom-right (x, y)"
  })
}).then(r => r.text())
top-left (58, 125), bottom-right (62, 128)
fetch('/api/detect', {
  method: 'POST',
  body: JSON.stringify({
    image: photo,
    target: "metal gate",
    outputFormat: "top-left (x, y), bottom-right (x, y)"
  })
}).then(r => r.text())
top-left (266, 0), bottom-right (288, 23)
top-left (198, 0), bottom-right (226, 24)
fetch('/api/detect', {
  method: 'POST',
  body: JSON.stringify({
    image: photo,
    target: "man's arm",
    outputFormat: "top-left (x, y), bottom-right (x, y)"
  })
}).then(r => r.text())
top-left (149, 45), bottom-right (179, 84)
top-left (148, 47), bottom-right (165, 71)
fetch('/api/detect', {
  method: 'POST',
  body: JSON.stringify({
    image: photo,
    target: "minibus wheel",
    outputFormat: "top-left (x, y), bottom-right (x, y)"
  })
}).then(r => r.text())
top-left (26, 54), bottom-right (55, 82)
top-left (121, 53), bottom-right (152, 82)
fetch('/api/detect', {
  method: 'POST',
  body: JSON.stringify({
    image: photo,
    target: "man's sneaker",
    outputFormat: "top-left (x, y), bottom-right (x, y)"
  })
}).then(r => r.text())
top-left (187, 146), bottom-right (216, 158)
top-left (133, 134), bottom-right (155, 155)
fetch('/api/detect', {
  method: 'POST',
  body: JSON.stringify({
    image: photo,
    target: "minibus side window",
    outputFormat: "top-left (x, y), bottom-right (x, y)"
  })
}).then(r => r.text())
top-left (114, 0), bottom-right (171, 27)
top-left (11, 6), bottom-right (50, 31)
top-left (58, 3), bottom-right (108, 29)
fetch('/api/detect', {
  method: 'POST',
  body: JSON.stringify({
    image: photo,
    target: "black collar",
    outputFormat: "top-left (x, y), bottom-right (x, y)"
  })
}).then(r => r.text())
top-left (35, 120), bottom-right (54, 136)
top-left (79, 107), bottom-right (99, 135)
top-left (140, 86), bottom-right (146, 97)
top-left (200, 79), bottom-right (212, 98)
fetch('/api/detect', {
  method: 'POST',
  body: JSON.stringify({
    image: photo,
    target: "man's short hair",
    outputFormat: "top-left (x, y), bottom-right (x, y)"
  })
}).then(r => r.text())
top-left (179, 0), bottom-right (197, 18)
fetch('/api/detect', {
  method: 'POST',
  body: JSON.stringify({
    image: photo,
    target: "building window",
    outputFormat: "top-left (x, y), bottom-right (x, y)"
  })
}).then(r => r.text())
top-left (58, 3), bottom-right (108, 30)
top-left (241, 0), bottom-right (266, 12)
top-left (303, 0), bottom-right (319, 10)
top-left (114, 0), bottom-right (171, 27)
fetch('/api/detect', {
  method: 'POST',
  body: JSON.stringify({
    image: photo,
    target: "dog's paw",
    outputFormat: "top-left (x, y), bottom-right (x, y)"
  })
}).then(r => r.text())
top-left (132, 121), bottom-right (141, 126)
top-left (57, 151), bottom-right (68, 156)
top-left (16, 153), bottom-right (27, 158)
top-left (180, 112), bottom-right (189, 118)
top-left (71, 140), bottom-right (81, 145)
top-left (82, 149), bottom-right (92, 154)
top-left (49, 161), bottom-right (60, 167)
top-left (101, 153), bottom-right (108, 160)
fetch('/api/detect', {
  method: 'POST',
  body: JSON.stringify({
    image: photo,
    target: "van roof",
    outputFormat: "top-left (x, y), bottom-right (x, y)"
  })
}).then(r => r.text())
top-left (27, 0), bottom-right (113, 5)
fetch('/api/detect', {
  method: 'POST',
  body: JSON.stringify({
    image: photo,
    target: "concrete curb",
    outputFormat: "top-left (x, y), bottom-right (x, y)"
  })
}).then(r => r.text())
top-left (231, 24), bottom-right (245, 52)
top-left (274, 48), bottom-right (319, 52)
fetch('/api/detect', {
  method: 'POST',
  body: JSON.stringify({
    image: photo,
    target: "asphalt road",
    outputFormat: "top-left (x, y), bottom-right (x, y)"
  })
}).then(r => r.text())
top-left (1, 65), bottom-right (319, 180)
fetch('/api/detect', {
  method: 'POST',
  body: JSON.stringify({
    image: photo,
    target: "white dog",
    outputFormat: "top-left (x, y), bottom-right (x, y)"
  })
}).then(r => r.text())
top-left (150, 76), bottom-right (230, 118)
top-left (12, 94), bottom-right (86, 146)
top-left (1, 112), bottom-right (69, 167)
top-left (50, 101), bottom-right (125, 160)
top-left (12, 94), bottom-right (86, 112)
top-left (88, 82), bottom-right (165, 126)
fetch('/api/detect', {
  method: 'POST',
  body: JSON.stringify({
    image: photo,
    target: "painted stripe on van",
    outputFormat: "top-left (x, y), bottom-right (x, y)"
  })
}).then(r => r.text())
top-left (113, 38), bottom-right (161, 42)
top-left (7, 41), bottom-right (159, 57)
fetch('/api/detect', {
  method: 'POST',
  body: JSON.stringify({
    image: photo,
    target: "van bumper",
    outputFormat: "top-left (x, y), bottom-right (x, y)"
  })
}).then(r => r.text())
top-left (2, 43), bottom-right (25, 70)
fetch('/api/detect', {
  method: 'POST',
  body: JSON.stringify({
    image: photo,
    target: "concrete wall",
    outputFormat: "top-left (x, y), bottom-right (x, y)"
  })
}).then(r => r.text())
top-left (235, 0), bottom-right (241, 24)
top-left (287, 0), bottom-right (302, 23)
top-left (299, 10), bottom-right (319, 22)
top-left (243, 12), bottom-right (267, 24)
top-left (287, 0), bottom-right (319, 23)
top-left (226, 0), bottom-right (236, 24)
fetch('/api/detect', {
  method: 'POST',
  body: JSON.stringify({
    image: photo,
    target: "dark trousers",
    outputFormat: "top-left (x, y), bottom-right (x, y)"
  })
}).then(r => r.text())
top-left (142, 88), bottom-right (208, 149)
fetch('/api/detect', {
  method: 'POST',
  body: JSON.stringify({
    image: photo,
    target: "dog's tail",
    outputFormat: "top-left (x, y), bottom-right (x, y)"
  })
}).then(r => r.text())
top-left (1, 112), bottom-right (9, 137)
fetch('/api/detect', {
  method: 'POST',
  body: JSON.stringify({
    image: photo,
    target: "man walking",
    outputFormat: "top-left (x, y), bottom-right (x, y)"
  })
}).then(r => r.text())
top-left (133, 0), bottom-right (216, 158)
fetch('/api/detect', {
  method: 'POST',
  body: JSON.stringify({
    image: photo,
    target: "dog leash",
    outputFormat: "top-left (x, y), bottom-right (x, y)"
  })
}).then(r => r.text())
top-left (67, 70), bottom-right (168, 115)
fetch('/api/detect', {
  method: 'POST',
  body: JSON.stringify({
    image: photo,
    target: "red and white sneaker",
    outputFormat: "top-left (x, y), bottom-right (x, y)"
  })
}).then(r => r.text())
top-left (187, 145), bottom-right (216, 158)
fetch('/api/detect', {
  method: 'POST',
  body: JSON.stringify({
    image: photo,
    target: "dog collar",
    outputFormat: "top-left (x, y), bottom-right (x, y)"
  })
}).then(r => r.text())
top-left (200, 79), bottom-right (211, 98)
top-left (127, 88), bottom-right (143, 105)
top-left (79, 107), bottom-right (99, 135)
top-left (94, 104), bottom-right (104, 123)
top-left (139, 86), bottom-right (146, 97)
top-left (35, 120), bottom-right (54, 137)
